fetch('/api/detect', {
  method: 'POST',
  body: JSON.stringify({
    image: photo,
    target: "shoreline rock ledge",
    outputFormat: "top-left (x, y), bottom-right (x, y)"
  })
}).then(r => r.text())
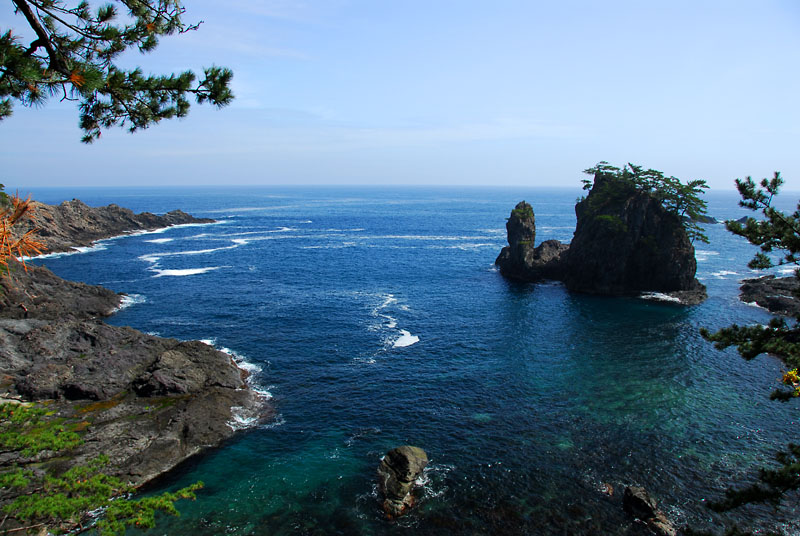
top-left (0, 256), bottom-right (269, 515)
top-left (496, 172), bottom-right (707, 305)
top-left (15, 198), bottom-right (215, 254)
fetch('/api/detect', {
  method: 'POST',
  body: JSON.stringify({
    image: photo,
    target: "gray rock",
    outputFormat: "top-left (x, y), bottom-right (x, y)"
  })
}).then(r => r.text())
top-left (377, 446), bottom-right (428, 518)
top-left (0, 257), bottom-right (269, 502)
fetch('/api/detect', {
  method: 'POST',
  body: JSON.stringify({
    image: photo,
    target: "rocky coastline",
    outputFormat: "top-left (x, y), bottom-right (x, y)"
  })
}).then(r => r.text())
top-left (496, 173), bottom-right (707, 305)
top-left (15, 198), bottom-right (215, 255)
top-left (0, 200), bottom-right (268, 522)
top-left (739, 275), bottom-right (800, 316)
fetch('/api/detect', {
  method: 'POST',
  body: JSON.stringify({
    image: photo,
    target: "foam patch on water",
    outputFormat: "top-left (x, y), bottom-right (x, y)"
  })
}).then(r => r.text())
top-left (114, 293), bottom-right (146, 312)
top-left (152, 267), bottom-right (222, 277)
top-left (640, 292), bottom-right (682, 303)
top-left (695, 250), bottom-right (719, 262)
top-left (778, 267), bottom-right (799, 276)
top-left (392, 330), bottom-right (420, 348)
top-left (710, 270), bottom-right (738, 278)
top-left (145, 238), bottom-right (174, 244)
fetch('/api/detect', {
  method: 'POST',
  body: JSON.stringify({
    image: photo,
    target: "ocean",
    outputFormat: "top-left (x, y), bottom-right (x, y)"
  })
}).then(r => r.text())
top-left (27, 185), bottom-right (799, 535)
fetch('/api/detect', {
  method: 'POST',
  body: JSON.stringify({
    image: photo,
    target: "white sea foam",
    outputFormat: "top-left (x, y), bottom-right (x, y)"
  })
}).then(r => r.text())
top-left (114, 293), bottom-right (146, 312)
top-left (152, 267), bottom-right (222, 277)
top-left (695, 250), bottom-right (719, 262)
top-left (710, 270), bottom-right (738, 278)
top-left (778, 267), bottom-right (798, 275)
top-left (145, 238), bottom-right (174, 244)
top-left (199, 338), bottom-right (217, 346)
top-left (393, 330), bottom-right (420, 348)
top-left (640, 292), bottom-right (682, 303)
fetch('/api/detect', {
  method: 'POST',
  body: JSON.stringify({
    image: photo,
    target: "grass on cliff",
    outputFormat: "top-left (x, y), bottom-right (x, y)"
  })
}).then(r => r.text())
top-left (0, 402), bottom-right (202, 535)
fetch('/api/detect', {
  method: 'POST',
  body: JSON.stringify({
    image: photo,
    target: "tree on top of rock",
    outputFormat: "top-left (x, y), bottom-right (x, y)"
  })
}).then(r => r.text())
top-left (582, 161), bottom-right (710, 243)
top-left (1, 0), bottom-right (233, 142)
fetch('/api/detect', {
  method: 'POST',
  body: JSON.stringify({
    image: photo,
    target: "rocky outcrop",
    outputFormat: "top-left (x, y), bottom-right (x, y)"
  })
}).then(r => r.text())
top-left (0, 259), bottom-right (267, 490)
top-left (622, 486), bottom-right (677, 536)
top-left (14, 199), bottom-right (214, 254)
top-left (495, 174), bottom-right (707, 304)
top-left (495, 201), bottom-right (569, 281)
top-left (563, 174), bottom-right (706, 300)
top-left (740, 275), bottom-right (800, 316)
top-left (377, 445), bottom-right (428, 518)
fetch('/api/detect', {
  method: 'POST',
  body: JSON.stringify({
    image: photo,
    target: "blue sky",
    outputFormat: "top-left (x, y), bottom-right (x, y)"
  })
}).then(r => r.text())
top-left (2, 0), bottom-right (799, 189)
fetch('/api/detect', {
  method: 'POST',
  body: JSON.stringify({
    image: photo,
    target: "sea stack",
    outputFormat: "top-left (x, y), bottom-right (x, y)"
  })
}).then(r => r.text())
top-left (562, 171), bottom-right (706, 302)
top-left (495, 201), bottom-right (568, 281)
top-left (495, 170), bottom-right (707, 304)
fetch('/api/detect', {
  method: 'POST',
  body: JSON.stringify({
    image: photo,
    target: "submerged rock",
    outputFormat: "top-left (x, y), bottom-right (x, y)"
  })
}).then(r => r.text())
top-left (495, 201), bottom-right (569, 281)
top-left (740, 275), bottom-right (800, 316)
top-left (377, 445), bottom-right (428, 518)
top-left (622, 486), bottom-right (676, 536)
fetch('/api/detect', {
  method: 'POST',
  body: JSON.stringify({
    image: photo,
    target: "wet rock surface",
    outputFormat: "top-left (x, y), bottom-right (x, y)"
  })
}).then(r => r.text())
top-left (377, 445), bottom-right (428, 518)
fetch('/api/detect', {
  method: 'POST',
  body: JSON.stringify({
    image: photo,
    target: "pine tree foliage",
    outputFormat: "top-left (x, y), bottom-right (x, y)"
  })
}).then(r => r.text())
top-left (0, 402), bottom-right (202, 535)
top-left (1, 0), bottom-right (233, 142)
top-left (582, 161), bottom-right (710, 243)
top-left (699, 173), bottom-right (800, 530)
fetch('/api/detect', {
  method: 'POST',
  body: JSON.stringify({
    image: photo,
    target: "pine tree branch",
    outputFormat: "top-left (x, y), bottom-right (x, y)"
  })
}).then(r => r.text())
top-left (10, 0), bottom-right (66, 73)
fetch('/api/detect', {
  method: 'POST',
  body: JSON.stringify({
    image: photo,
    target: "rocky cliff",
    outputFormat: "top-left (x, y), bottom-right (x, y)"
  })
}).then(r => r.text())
top-left (15, 199), bottom-right (214, 254)
top-left (496, 174), bottom-right (707, 304)
top-left (0, 259), bottom-right (267, 487)
top-left (563, 173), bottom-right (706, 301)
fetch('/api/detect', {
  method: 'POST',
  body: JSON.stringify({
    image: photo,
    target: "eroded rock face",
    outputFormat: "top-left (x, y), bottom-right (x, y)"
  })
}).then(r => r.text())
top-left (563, 174), bottom-right (705, 298)
top-left (495, 201), bottom-right (569, 281)
top-left (377, 445), bottom-right (428, 518)
top-left (14, 199), bottom-right (215, 255)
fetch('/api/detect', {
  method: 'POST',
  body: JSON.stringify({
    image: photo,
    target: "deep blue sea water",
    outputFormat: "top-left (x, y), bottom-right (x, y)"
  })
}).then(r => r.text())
top-left (26, 186), bottom-right (800, 535)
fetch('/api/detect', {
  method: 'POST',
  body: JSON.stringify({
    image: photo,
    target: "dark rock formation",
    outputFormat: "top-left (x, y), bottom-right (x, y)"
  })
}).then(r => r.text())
top-left (15, 199), bottom-right (214, 255)
top-left (563, 174), bottom-right (705, 299)
top-left (495, 201), bottom-right (569, 281)
top-left (622, 486), bottom-right (676, 536)
top-left (740, 275), bottom-right (800, 316)
top-left (495, 175), bottom-right (707, 304)
top-left (377, 445), bottom-right (428, 518)
top-left (0, 259), bottom-right (267, 491)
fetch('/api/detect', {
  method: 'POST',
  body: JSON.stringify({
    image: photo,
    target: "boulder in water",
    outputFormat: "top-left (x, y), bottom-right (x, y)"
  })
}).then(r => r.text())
top-left (377, 445), bottom-right (428, 518)
top-left (623, 486), bottom-right (676, 536)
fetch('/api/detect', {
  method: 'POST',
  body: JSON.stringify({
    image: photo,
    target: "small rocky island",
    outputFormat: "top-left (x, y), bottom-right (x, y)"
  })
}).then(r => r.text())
top-left (497, 165), bottom-right (708, 305)
top-left (15, 199), bottom-right (214, 254)
top-left (0, 200), bottom-right (266, 528)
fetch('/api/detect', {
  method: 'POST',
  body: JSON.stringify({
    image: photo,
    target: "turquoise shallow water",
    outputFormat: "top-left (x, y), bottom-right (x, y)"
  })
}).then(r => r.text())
top-left (27, 186), bottom-right (799, 535)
